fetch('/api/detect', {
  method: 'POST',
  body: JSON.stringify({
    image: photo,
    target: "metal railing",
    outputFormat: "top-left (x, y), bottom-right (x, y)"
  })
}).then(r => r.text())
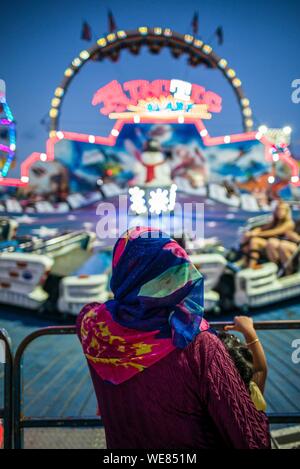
top-left (9, 320), bottom-right (300, 448)
top-left (0, 328), bottom-right (13, 449)
top-left (13, 325), bottom-right (102, 449)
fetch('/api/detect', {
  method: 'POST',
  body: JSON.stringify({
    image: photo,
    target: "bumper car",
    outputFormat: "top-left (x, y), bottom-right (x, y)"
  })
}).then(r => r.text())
top-left (232, 213), bottom-right (300, 310)
top-left (175, 235), bottom-right (227, 314)
top-left (181, 212), bottom-right (300, 313)
top-left (189, 252), bottom-right (227, 314)
top-left (56, 240), bottom-right (227, 316)
top-left (58, 273), bottom-right (109, 316)
top-left (0, 217), bottom-right (96, 310)
top-left (234, 261), bottom-right (300, 309)
top-left (0, 252), bottom-right (54, 310)
top-left (218, 212), bottom-right (300, 311)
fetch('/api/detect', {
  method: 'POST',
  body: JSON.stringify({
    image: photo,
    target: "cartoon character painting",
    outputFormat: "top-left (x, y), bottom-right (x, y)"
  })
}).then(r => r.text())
top-left (129, 139), bottom-right (172, 188)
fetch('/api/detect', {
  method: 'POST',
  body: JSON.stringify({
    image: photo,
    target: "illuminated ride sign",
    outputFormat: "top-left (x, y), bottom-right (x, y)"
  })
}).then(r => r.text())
top-left (0, 78), bottom-right (299, 190)
top-left (92, 79), bottom-right (222, 120)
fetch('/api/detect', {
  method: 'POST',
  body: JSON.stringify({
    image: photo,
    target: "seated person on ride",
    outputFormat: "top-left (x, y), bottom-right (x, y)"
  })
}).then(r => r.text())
top-left (241, 201), bottom-right (296, 269)
top-left (268, 224), bottom-right (300, 276)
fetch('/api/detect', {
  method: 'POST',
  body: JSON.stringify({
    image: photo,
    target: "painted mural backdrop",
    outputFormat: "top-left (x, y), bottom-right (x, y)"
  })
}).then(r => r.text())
top-left (19, 123), bottom-right (296, 202)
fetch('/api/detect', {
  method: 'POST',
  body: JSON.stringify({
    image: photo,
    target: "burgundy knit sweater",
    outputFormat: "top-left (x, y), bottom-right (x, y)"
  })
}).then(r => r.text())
top-left (77, 316), bottom-right (270, 449)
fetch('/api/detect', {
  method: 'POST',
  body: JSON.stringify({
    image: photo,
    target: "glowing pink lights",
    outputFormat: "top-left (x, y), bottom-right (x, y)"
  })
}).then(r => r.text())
top-left (0, 143), bottom-right (11, 153)
top-left (0, 117), bottom-right (299, 188)
top-left (92, 79), bottom-right (222, 119)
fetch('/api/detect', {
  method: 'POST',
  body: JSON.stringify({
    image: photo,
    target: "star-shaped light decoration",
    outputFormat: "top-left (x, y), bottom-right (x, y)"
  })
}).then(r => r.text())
top-left (149, 188), bottom-right (169, 215)
top-left (129, 186), bottom-right (147, 215)
top-left (168, 184), bottom-right (177, 211)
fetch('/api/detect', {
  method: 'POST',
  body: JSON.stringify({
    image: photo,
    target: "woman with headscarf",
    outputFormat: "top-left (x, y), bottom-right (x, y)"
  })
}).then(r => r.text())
top-left (77, 227), bottom-right (270, 449)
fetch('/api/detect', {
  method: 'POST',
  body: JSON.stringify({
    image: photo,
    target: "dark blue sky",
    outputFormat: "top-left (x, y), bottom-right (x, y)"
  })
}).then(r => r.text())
top-left (1, 0), bottom-right (300, 175)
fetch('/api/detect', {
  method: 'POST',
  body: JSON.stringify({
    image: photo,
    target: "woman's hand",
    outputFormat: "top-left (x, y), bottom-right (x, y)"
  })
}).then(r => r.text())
top-left (285, 231), bottom-right (300, 243)
top-left (243, 228), bottom-right (260, 240)
top-left (250, 228), bottom-right (261, 237)
top-left (224, 316), bottom-right (257, 342)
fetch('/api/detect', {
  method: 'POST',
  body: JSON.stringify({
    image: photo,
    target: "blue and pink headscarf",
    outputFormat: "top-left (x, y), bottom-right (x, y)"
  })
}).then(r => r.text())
top-left (78, 227), bottom-right (209, 384)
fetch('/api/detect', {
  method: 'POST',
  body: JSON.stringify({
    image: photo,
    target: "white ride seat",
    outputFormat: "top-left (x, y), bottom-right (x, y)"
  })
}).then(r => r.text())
top-left (190, 253), bottom-right (227, 312)
top-left (0, 252), bottom-right (53, 309)
top-left (58, 274), bottom-right (109, 316)
top-left (234, 262), bottom-right (300, 308)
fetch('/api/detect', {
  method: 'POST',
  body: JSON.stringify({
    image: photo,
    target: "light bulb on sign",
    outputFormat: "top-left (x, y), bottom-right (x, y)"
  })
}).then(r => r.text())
top-left (168, 184), bottom-right (177, 211)
top-left (111, 129), bottom-right (119, 137)
top-left (268, 176), bottom-right (275, 184)
top-left (258, 125), bottom-right (268, 134)
top-left (149, 188), bottom-right (169, 215)
top-left (283, 126), bottom-right (292, 135)
top-left (129, 187), bottom-right (147, 215)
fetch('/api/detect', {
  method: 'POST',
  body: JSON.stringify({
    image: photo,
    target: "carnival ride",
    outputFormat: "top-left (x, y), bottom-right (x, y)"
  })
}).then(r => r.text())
top-left (0, 28), bottom-right (299, 202)
top-left (186, 211), bottom-right (300, 313)
top-left (8, 201), bottom-right (289, 317)
top-left (0, 217), bottom-right (96, 310)
top-left (232, 215), bottom-right (300, 310)
top-left (0, 27), bottom-right (300, 315)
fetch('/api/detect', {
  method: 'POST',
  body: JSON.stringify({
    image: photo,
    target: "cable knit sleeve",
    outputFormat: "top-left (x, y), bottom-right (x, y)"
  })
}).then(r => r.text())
top-left (200, 333), bottom-right (271, 449)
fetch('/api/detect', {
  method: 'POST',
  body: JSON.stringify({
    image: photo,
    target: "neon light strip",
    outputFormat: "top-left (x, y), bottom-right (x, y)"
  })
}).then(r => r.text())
top-left (108, 110), bottom-right (212, 120)
top-left (0, 152), bottom-right (44, 186)
top-left (0, 178), bottom-right (26, 187)
top-left (0, 144), bottom-right (11, 153)
top-left (57, 132), bottom-right (116, 145)
top-left (1, 118), bottom-right (299, 187)
top-left (2, 102), bottom-right (14, 122)
top-left (0, 101), bottom-right (16, 177)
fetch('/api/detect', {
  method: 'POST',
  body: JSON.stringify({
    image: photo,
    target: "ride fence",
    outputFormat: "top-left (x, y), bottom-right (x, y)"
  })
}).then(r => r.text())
top-left (0, 329), bottom-right (13, 449)
top-left (1, 320), bottom-right (300, 448)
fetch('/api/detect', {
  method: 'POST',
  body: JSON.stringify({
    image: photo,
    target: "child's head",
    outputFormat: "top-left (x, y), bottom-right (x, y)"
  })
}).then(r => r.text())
top-left (218, 331), bottom-right (254, 387)
top-left (273, 201), bottom-right (291, 223)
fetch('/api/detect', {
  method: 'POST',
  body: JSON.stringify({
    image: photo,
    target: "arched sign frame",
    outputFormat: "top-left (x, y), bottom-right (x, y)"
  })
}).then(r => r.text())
top-left (0, 27), bottom-right (299, 188)
top-left (48, 26), bottom-right (254, 134)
